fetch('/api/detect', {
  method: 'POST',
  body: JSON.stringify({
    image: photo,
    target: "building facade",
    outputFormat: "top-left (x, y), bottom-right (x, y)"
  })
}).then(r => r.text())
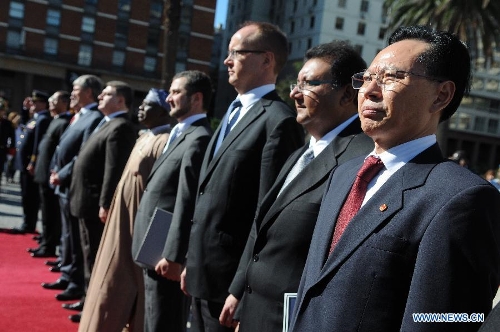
top-left (216, 0), bottom-right (500, 174)
top-left (0, 0), bottom-right (216, 112)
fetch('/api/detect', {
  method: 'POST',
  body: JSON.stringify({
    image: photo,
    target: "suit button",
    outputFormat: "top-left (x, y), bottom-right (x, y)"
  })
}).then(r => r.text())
top-left (199, 191), bottom-right (204, 195)
top-left (253, 254), bottom-right (259, 262)
top-left (246, 285), bottom-right (252, 294)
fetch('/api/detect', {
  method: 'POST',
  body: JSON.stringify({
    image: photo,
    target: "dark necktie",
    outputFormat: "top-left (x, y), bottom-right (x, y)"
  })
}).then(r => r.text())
top-left (223, 99), bottom-right (242, 139)
top-left (329, 156), bottom-right (384, 253)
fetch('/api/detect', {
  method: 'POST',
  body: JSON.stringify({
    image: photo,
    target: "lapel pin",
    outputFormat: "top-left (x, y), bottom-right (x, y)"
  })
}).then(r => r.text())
top-left (379, 204), bottom-right (388, 212)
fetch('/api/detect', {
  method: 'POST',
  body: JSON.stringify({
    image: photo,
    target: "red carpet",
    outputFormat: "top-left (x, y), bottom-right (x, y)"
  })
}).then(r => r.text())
top-left (0, 232), bottom-right (78, 332)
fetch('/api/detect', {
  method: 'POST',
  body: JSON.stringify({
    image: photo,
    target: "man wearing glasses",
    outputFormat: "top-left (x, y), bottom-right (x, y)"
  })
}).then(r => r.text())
top-left (219, 41), bottom-right (373, 332)
top-left (291, 26), bottom-right (500, 332)
top-left (182, 21), bottom-right (304, 332)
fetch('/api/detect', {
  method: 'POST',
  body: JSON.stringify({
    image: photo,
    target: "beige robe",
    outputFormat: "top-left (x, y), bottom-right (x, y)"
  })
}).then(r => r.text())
top-left (79, 129), bottom-right (169, 332)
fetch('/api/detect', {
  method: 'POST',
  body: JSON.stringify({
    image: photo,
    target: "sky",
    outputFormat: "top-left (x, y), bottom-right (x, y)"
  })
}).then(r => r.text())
top-left (214, 0), bottom-right (229, 28)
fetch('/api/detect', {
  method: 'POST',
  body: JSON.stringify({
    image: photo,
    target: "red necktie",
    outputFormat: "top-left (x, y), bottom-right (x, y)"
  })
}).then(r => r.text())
top-left (329, 156), bottom-right (384, 254)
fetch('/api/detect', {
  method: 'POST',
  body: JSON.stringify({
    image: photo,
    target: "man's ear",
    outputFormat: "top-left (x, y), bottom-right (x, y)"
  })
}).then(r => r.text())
top-left (431, 81), bottom-right (455, 114)
top-left (340, 85), bottom-right (357, 106)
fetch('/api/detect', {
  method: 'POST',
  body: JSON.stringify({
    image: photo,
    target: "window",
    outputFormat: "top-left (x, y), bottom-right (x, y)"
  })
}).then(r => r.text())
top-left (78, 44), bottom-right (92, 66)
top-left (6, 30), bottom-right (21, 49)
top-left (357, 22), bottom-right (366, 35)
top-left (118, 0), bottom-right (131, 12)
top-left (146, 28), bottom-right (160, 54)
top-left (9, 2), bottom-right (24, 19)
top-left (44, 38), bottom-right (58, 55)
top-left (115, 21), bottom-right (129, 49)
top-left (112, 50), bottom-right (125, 67)
top-left (488, 119), bottom-right (499, 134)
top-left (144, 56), bottom-right (157, 72)
top-left (307, 38), bottom-right (312, 49)
top-left (335, 17), bottom-right (344, 30)
top-left (291, 21), bottom-right (295, 33)
top-left (310, 16), bottom-right (315, 29)
top-left (46, 9), bottom-right (61, 27)
top-left (338, 0), bottom-right (346, 8)
top-left (378, 27), bottom-right (387, 40)
top-left (293, 1), bottom-right (297, 12)
top-left (150, 1), bottom-right (162, 19)
top-left (81, 16), bottom-right (95, 33)
top-left (360, 0), bottom-right (369, 12)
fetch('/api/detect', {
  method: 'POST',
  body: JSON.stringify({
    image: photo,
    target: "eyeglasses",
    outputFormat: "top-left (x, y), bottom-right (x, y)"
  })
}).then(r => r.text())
top-left (227, 49), bottom-right (266, 59)
top-left (352, 69), bottom-right (443, 92)
top-left (290, 80), bottom-right (337, 93)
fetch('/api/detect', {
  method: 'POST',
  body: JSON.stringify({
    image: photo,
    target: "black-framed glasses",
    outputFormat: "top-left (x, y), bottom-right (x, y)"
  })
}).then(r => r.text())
top-left (290, 80), bottom-right (337, 93)
top-left (227, 49), bottom-right (266, 59)
top-left (352, 69), bottom-right (443, 91)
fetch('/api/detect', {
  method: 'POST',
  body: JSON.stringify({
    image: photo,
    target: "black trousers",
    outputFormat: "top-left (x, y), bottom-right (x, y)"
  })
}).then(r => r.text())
top-left (78, 215), bottom-right (104, 292)
top-left (143, 269), bottom-right (190, 332)
top-left (20, 170), bottom-right (40, 231)
top-left (38, 183), bottom-right (61, 252)
top-left (190, 297), bottom-right (234, 332)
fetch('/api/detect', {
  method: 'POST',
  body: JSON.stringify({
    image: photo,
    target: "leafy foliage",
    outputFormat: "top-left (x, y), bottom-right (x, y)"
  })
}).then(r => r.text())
top-left (384, 0), bottom-right (500, 66)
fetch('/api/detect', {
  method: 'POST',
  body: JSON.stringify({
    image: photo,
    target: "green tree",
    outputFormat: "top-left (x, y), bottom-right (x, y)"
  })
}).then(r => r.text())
top-left (384, 0), bottom-right (500, 66)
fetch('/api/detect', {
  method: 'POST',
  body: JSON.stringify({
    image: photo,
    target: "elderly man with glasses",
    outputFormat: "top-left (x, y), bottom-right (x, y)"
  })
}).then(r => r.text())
top-left (291, 25), bottom-right (500, 332)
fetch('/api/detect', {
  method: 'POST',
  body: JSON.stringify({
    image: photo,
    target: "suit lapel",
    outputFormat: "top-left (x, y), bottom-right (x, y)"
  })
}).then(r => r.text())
top-left (201, 99), bottom-right (267, 185)
top-left (314, 144), bottom-right (445, 286)
top-left (147, 118), bottom-right (202, 181)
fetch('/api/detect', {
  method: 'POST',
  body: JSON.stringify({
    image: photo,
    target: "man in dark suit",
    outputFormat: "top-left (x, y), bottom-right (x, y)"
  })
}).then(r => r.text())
top-left (69, 80), bottom-right (137, 323)
top-left (43, 75), bottom-right (103, 306)
top-left (291, 26), bottom-right (500, 332)
top-left (29, 91), bottom-right (72, 257)
top-left (182, 21), bottom-right (304, 332)
top-left (220, 41), bottom-right (373, 332)
top-left (132, 70), bottom-right (213, 331)
top-left (12, 90), bottom-right (52, 234)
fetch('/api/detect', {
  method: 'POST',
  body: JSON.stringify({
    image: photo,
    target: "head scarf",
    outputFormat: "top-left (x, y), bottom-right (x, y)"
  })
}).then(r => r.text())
top-left (144, 88), bottom-right (170, 111)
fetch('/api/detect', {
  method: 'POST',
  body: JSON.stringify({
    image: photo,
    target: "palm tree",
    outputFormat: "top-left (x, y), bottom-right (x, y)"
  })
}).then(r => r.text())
top-left (384, 0), bottom-right (500, 67)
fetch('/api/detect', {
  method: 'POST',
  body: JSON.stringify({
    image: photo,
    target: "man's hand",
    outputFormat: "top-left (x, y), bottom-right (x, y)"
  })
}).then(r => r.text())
top-left (98, 207), bottom-right (109, 223)
top-left (219, 294), bottom-right (240, 328)
top-left (49, 171), bottom-right (60, 186)
top-left (155, 258), bottom-right (182, 282)
top-left (180, 267), bottom-right (190, 296)
top-left (26, 163), bottom-right (34, 176)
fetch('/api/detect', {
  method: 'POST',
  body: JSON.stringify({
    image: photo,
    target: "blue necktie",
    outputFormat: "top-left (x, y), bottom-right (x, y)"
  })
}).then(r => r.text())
top-left (163, 124), bottom-right (181, 153)
top-left (223, 99), bottom-right (242, 139)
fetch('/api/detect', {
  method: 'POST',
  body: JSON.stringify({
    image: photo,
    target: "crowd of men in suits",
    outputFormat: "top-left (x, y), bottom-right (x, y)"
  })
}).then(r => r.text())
top-left (4, 21), bottom-right (500, 332)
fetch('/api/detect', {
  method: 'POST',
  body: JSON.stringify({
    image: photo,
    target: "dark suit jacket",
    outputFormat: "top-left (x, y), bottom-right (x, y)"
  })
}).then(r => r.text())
top-left (18, 110), bottom-right (52, 170)
top-left (229, 119), bottom-right (373, 331)
top-left (185, 90), bottom-right (305, 303)
top-left (52, 106), bottom-right (103, 196)
top-left (291, 144), bottom-right (500, 332)
top-left (34, 113), bottom-right (71, 185)
top-left (132, 117), bottom-right (213, 268)
top-left (70, 115), bottom-right (137, 219)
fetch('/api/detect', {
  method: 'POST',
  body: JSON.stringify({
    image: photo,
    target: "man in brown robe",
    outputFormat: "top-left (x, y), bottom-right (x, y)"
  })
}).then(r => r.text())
top-left (78, 89), bottom-right (171, 331)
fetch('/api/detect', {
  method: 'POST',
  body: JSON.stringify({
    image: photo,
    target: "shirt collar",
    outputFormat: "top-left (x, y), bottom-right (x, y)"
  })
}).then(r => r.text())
top-left (371, 135), bottom-right (436, 172)
top-left (237, 84), bottom-right (275, 109)
top-left (308, 114), bottom-right (358, 157)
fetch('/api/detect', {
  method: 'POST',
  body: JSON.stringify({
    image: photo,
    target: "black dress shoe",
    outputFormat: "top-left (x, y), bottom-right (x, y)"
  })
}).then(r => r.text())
top-left (42, 279), bottom-right (69, 290)
top-left (56, 288), bottom-right (84, 301)
top-left (49, 264), bottom-right (61, 272)
top-left (45, 260), bottom-right (61, 266)
top-left (69, 312), bottom-right (81, 323)
top-left (32, 249), bottom-right (57, 258)
top-left (27, 247), bottom-right (40, 253)
top-left (62, 301), bottom-right (84, 311)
